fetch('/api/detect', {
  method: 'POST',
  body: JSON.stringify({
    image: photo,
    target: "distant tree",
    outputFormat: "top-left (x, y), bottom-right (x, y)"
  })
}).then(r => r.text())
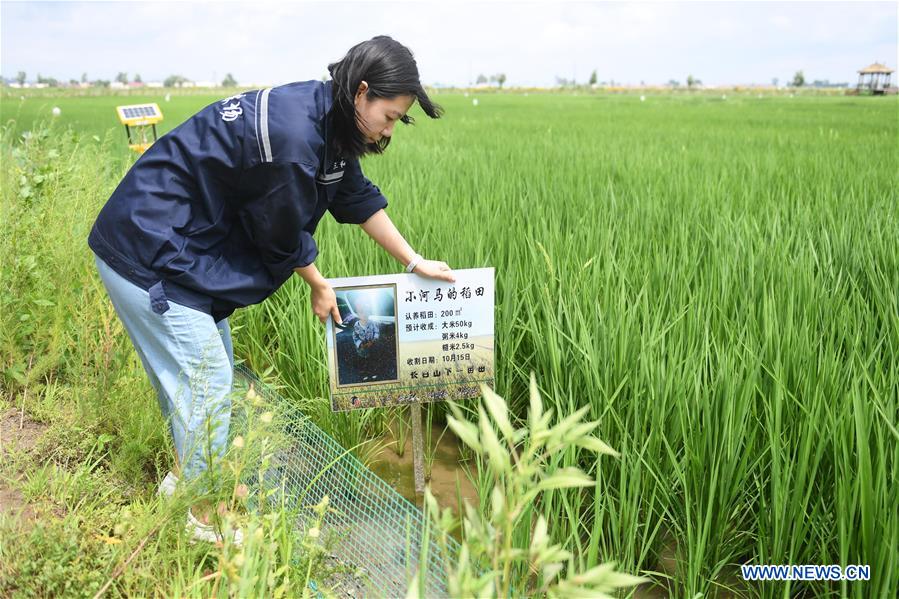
top-left (490, 73), bottom-right (506, 88)
top-left (92, 79), bottom-right (111, 88)
top-left (668, 79), bottom-right (681, 88)
top-left (164, 74), bottom-right (188, 88)
top-left (221, 73), bottom-right (238, 87)
top-left (69, 79), bottom-right (79, 86)
top-left (771, 77), bottom-right (779, 87)
top-left (687, 74), bottom-right (695, 88)
top-left (81, 72), bottom-right (88, 83)
top-left (791, 70), bottom-right (805, 87)
top-left (134, 73), bottom-right (142, 83)
top-left (16, 71), bottom-right (26, 85)
top-left (36, 73), bottom-right (59, 86)
top-left (115, 72), bottom-right (128, 84)
top-left (475, 73), bottom-right (488, 84)
top-left (589, 69), bottom-right (598, 86)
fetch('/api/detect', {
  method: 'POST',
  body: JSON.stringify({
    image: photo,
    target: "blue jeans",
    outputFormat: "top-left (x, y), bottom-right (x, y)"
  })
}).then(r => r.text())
top-left (94, 254), bottom-right (233, 486)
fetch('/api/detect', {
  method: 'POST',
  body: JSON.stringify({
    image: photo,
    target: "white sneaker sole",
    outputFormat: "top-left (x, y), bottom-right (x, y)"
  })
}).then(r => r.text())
top-left (186, 509), bottom-right (244, 546)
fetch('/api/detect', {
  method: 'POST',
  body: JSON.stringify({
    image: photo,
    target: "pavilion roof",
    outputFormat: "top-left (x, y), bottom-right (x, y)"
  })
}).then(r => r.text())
top-left (858, 63), bottom-right (894, 74)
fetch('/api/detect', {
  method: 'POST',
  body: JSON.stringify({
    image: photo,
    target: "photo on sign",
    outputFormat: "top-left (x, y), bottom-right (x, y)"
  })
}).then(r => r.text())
top-left (332, 284), bottom-right (400, 387)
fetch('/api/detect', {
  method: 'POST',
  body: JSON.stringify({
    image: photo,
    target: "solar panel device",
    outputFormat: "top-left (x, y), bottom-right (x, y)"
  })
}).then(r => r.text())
top-left (115, 103), bottom-right (164, 154)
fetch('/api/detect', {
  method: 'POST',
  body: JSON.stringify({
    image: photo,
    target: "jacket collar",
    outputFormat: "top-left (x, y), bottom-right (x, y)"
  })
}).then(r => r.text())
top-left (322, 80), bottom-right (335, 118)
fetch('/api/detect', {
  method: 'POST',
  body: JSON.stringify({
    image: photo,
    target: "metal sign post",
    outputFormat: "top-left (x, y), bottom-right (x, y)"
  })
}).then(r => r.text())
top-left (410, 402), bottom-right (425, 495)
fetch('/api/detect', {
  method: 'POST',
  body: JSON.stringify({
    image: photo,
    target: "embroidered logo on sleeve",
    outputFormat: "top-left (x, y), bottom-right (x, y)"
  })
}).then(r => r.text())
top-left (219, 93), bottom-right (245, 122)
top-left (317, 158), bottom-right (346, 185)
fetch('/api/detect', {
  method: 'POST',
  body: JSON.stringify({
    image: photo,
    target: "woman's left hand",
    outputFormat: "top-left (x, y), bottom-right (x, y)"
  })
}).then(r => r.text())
top-left (414, 259), bottom-right (456, 283)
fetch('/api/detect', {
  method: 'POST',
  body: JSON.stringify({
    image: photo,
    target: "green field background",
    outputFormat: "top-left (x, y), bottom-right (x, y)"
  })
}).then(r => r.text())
top-left (2, 88), bottom-right (897, 597)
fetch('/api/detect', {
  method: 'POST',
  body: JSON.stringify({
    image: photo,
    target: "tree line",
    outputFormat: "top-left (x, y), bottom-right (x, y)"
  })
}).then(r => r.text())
top-left (8, 71), bottom-right (240, 88)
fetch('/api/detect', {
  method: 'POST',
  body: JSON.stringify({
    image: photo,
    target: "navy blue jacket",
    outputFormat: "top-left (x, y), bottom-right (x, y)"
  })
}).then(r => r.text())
top-left (89, 80), bottom-right (387, 322)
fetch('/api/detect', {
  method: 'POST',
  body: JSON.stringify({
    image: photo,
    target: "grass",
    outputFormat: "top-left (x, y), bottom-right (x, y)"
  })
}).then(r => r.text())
top-left (0, 122), bottom-right (351, 597)
top-left (419, 375), bottom-right (645, 598)
top-left (0, 89), bottom-right (228, 141)
top-left (2, 88), bottom-right (897, 597)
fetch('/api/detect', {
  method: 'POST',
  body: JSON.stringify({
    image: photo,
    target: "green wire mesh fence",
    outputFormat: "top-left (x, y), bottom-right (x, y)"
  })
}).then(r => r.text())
top-left (233, 364), bottom-right (461, 597)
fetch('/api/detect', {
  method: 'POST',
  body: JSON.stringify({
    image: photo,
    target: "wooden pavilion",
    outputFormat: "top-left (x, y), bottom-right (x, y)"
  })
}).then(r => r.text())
top-left (856, 63), bottom-right (894, 94)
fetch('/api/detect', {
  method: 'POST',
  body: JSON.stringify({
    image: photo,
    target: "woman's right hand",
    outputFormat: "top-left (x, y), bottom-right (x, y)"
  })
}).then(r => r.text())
top-left (310, 282), bottom-right (342, 325)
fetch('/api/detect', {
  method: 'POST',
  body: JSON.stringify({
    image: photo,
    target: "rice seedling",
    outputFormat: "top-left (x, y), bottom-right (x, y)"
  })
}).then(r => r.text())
top-left (422, 404), bottom-right (449, 482)
top-left (390, 405), bottom-right (409, 458)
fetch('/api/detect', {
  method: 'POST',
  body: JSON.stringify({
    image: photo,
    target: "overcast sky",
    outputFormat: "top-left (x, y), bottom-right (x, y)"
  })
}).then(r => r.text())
top-left (1, 0), bottom-right (896, 87)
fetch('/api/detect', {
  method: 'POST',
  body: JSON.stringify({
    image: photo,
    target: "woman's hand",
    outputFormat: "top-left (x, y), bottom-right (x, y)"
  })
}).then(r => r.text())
top-left (295, 263), bottom-right (341, 324)
top-left (310, 282), bottom-right (342, 325)
top-left (414, 259), bottom-right (456, 283)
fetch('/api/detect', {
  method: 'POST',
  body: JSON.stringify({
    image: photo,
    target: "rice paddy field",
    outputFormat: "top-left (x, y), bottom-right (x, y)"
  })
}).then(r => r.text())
top-left (2, 88), bottom-right (897, 597)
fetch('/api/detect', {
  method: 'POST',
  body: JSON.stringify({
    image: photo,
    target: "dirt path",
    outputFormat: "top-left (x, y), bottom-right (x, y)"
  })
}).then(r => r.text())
top-left (0, 407), bottom-right (49, 522)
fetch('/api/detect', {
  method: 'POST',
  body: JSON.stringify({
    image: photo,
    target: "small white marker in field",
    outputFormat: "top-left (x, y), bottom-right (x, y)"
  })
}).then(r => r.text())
top-left (52, 107), bottom-right (61, 117)
top-left (463, 92), bottom-right (469, 97)
top-left (20, 96), bottom-right (25, 101)
top-left (640, 95), bottom-right (646, 102)
top-left (165, 93), bottom-right (171, 102)
top-left (472, 98), bottom-right (479, 106)
top-left (722, 94), bottom-right (727, 100)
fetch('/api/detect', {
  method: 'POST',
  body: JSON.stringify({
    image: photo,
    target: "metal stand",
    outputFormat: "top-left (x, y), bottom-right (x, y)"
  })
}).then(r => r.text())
top-left (410, 402), bottom-right (425, 495)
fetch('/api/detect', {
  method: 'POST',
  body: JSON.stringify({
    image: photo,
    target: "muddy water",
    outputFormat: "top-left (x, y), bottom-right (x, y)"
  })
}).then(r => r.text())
top-left (368, 421), bottom-right (480, 514)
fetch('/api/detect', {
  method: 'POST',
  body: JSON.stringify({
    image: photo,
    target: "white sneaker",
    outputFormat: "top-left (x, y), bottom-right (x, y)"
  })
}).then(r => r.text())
top-left (186, 509), bottom-right (244, 546)
top-left (157, 471), bottom-right (179, 497)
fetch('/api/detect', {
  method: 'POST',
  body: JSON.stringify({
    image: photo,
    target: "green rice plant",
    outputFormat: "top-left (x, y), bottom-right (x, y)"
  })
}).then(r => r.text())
top-left (4, 92), bottom-right (897, 596)
top-left (390, 405), bottom-right (409, 457)
top-left (422, 403), bottom-right (448, 481)
top-left (234, 92), bottom-right (897, 596)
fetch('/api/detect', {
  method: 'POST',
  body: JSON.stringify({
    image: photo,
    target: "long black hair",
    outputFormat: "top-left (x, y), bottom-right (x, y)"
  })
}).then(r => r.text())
top-left (328, 36), bottom-right (443, 158)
